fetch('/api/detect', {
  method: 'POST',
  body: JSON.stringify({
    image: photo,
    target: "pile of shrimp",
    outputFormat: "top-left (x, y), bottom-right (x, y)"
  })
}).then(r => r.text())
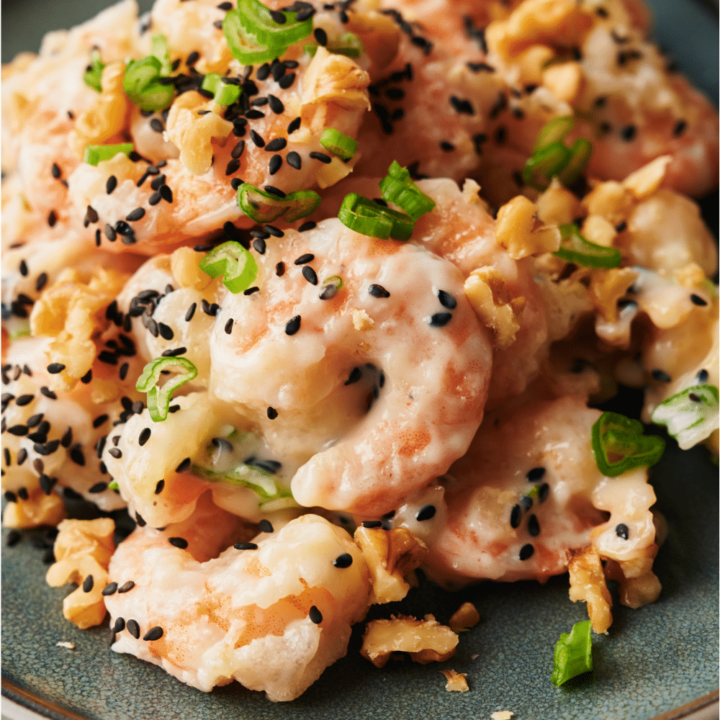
top-left (2, 0), bottom-right (718, 702)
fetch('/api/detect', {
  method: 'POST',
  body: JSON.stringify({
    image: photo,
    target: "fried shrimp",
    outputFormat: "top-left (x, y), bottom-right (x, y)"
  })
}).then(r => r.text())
top-left (208, 218), bottom-right (493, 517)
top-left (106, 505), bottom-right (372, 701)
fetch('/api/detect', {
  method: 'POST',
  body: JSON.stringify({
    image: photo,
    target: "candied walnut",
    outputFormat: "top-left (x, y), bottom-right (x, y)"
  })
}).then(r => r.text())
top-left (542, 61), bottom-right (583, 104)
top-left (354, 526), bottom-right (428, 604)
top-left (622, 156), bottom-right (672, 201)
top-left (582, 180), bottom-right (635, 226)
top-left (604, 548), bottom-right (662, 610)
top-left (536, 178), bottom-right (584, 227)
top-left (360, 614), bottom-right (459, 668)
top-left (46, 518), bottom-right (116, 629)
top-left (165, 91), bottom-right (233, 176)
top-left (495, 195), bottom-right (560, 260)
top-left (512, 45), bottom-right (556, 86)
top-left (170, 246), bottom-right (213, 290)
top-left (449, 602), bottom-right (480, 633)
top-left (588, 267), bottom-right (639, 323)
top-left (2, 488), bottom-right (66, 529)
top-left (344, 11), bottom-right (400, 74)
top-left (71, 63), bottom-right (129, 157)
top-left (440, 669), bottom-right (469, 692)
top-left (568, 546), bottom-right (613, 634)
top-left (581, 215), bottom-right (616, 248)
top-left (464, 267), bottom-right (526, 350)
top-left (30, 267), bottom-right (130, 390)
top-left (351, 308), bottom-right (375, 332)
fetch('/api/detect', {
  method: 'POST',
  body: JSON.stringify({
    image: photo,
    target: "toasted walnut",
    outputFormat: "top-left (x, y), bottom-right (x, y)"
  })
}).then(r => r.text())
top-left (464, 267), bottom-right (526, 349)
top-left (536, 178), bottom-right (584, 226)
top-left (71, 63), bottom-right (128, 157)
top-left (496, 196), bottom-right (560, 260)
top-left (361, 614), bottom-right (459, 668)
top-left (604, 551), bottom-right (662, 610)
top-left (354, 526), bottom-right (428, 604)
top-left (449, 602), bottom-right (480, 633)
top-left (542, 61), bottom-right (583, 104)
top-left (583, 181), bottom-right (635, 226)
top-left (581, 215), bottom-right (616, 248)
top-left (568, 546), bottom-right (613, 634)
top-left (351, 308), bottom-right (375, 331)
top-left (165, 91), bottom-right (233, 175)
top-left (301, 47), bottom-right (370, 133)
top-left (46, 518), bottom-right (115, 629)
top-left (440, 669), bottom-right (469, 692)
top-left (170, 246), bottom-right (213, 290)
top-left (674, 262), bottom-right (706, 289)
top-left (30, 267), bottom-right (130, 390)
top-left (2, 488), bottom-right (66, 529)
top-left (588, 267), bottom-right (639, 323)
top-left (512, 44), bottom-right (555, 86)
top-left (344, 11), bottom-right (400, 74)
top-left (622, 156), bottom-right (672, 201)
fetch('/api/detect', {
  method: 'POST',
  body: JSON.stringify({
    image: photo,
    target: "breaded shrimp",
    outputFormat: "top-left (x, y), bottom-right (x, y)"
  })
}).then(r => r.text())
top-left (106, 507), bottom-right (372, 701)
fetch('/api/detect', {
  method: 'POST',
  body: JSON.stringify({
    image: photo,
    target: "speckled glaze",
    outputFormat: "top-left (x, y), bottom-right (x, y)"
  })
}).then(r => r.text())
top-left (1, 0), bottom-right (719, 718)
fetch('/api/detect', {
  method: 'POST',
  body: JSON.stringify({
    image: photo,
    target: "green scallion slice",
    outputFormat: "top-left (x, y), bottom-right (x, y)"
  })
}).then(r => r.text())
top-left (151, 34), bottom-right (172, 76)
top-left (201, 73), bottom-right (242, 106)
top-left (339, 193), bottom-right (414, 241)
top-left (533, 115), bottom-right (575, 154)
top-left (199, 240), bottom-right (258, 294)
top-left (651, 384), bottom-right (719, 450)
top-left (320, 128), bottom-right (358, 160)
top-left (237, 182), bottom-right (321, 223)
top-left (123, 56), bottom-right (174, 112)
top-left (591, 411), bottom-right (665, 477)
top-left (237, 0), bottom-right (313, 48)
top-left (193, 464), bottom-right (295, 506)
top-left (522, 142), bottom-right (571, 191)
top-left (136, 357), bottom-right (198, 422)
top-left (305, 32), bottom-right (365, 58)
top-left (551, 620), bottom-right (593, 687)
top-left (83, 143), bottom-right (134, 166)
top-left (554, 224), bottom-right (621, 269)
top-left (108, 480), bottom-right (119, 491)
top-left (379, 160), bottom-right (436, 221)
top-left (557, 138), bottom-right (593, 187)
top-left (83, 48), bottom-right (105, 92)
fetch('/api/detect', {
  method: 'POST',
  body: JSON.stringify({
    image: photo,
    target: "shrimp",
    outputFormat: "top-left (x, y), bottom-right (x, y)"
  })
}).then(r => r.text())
top-left (105, 503), bottom-right (372, 701)
top-left (404, 393), bottom-right (658, 587)
top-left (207, 217), bottom-right (493, 517)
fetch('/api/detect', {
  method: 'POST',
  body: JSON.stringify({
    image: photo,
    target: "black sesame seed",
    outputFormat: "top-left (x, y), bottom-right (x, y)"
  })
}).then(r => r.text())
top-left (223, 318), bottom-right (234, 335)
top-left (620, 124), bottom-right (637, 141)
top-left (89, 482), bottom-right (107, 493)
top-left (168, 537), bottom-right (188, 549)
top-left (47, 363), bottom-right (66, 374)
top-left (285, 315), bottom-right (301, 335)
top-left (127, 619), bottom-right (140, 639)
top-left (93, 414), bottom-right (109, 428)
top-left (265, 406), bottom-right (278, 420)
top-left (309, 151), bottom-right (332, 164)
top-left (158, 323), bottom-right (174, 340)
top-left (161, 347), bottom-right (187, 358)
top-left (185, 303), bottom-right (197, 322)
top-left (510, 504), bottom-right (521, 529)
top-left (15, 394), bottom-right (34, 407)
top-left (416, 504), bottom-right (436, 521)
top-left (268, 155), bottom-right (283, 175)
top-left (528, 514), bottom-right (540, 537)
top-left (234, 542), bottom-right (258, 550)
top-left (267, 95), bottom-right (284, 114)
top-left (250, 129), bottom-right (265, 148)
top-left (113, 617), bottom-right (126, 634)
top-left (345, 367), bottom-right (362, 385)
top-left (287, 117), bottom-right (301, 134)
top-left (697, 369), bottom-right (709, 383)
top-left (690, 294), bottom-right (708, 307)
top-left (253, 238), bottom-right (266, 254)
top-left (264, 224), bottom-right (283, 238)
top-left (429, 312), bottom-right (452, 327)
top-left (231, 140), bottom-right (246, 159)
top-left (672, 119), bottom-right (687, 137)
top-left (526, 467), bottom-right (546, 482)
top-left (70, 446), bottom-right (86, 466)
top-left (437, 290), bottom-right (457, 309)
top-left (138, 428), bottom-right (151, 446)
top-left (519, 543), bottom-right (534, 561)
top-left (118, 580), bottom-right (136, 594)
top-left (186, 50), bottom-right (200, 66)
top-left (149, 191), bottom-right (162, 206)
top-left (102, 582), bottom-right (118, 596)
top-left (362, 520), bottom-right (382, 529)
top-left (83, 575), bottom-right (94, 593)
top-left (48, 210), bottom-right (57, 227)
top-left (652, 369), bottom-right (672, 383)
top-left (440, 141), bottom-right (455, 152)
top-left (367, 284), bottom-right (390, 299)
top-left (333, 552), bottom-right (353, 568)
top-left (143, 626), bottom-right (164, 642)
top-left (314, 27), bottom-right (328, 46)
top-left (615, 220), bottom-right (627, 233)
top-left (225, 158), bottom-right (240, 176)
top-left (309, 605), bottom-right (323, 624)
top-left (302, 266), bottom-right (318, 285)
top-left (278, 73), bottom-right (296, 90)
top-left (17, 448), bottom-right (28, 465)
top-left (266, 138), bottom-right (287, 152)
top-left (258, 519), bottom-right (274, 534)
top-left (615, 523), bottom-right (629, 540)
top-left (18, 260), bottom-right (29, 277)
top-left (294, 253), bottom-right (315, 265)
top-left (298, 221), bottom-right (316, 232)
top-left (176, 457), bottom-right (192, 473)
top-left (160, 185), bottom-right (173, 203)
top-left (243, 286), bottom-right (260, 295)
top-left (4, 491), bottom-right (17, 503)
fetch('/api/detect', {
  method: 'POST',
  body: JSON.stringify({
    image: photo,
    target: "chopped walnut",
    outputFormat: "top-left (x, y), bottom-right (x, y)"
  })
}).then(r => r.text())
top-left (495, 195), bottom-right (560, 260)
top-left (351, 308), bottom-right (375, 331)
top-left (170, 246), bottom-right (213, 290)
top-left (449, 602), bottom-right (480, 633)
top-left (165, 91), bottom-right (234, 176)
top-left (71, 63), bottom-right (129, 158)
top-left (360, 614), bottom-right (459, 668)
top-left (581, 215), bottom-right (617, 248)
top-left (582, 181), bottom-right (635, 226)
top-left (588, 267), bottom-right (639, 323)
top-left (542, 61), bottom-right (583, 104)
top-left (30, 267), bottom-right (130, 390)
top-left (622, 156), bottom-right (672, 201)
top-left (440, 669), bottom-right (469, 692)
top-left (536, 178), bottom-right (584, 226)
top-left (604, 552), bottom-right (662, 610)
top-left (2, 488), bottom-right (66, 529)
top-left (512, 45), bottom-right (556, 86)
top-left (46, 518), bottom-right (116, 629)
top-left (568, 546), bottom-right (613, 634)
top-left (464, 267), bottom-right (526, 349)
top-left (354, 526), bottom-right (428, 604)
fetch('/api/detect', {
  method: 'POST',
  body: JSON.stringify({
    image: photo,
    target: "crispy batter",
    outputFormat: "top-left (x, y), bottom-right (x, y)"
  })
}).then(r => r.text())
top-left (448, 602), bottom-right (480, 633)
top-left (495, 195), bottom-right (561, 260)
top-left (360, 614), bottom-right (459, 668)
top-left (464, 267), bottom-right (526, 349)
top-left (354, 526), bottom-right (428, 604)
top-left (30, 267), bottom-right (130, 390)
top-left (568, 546), bottom-right (613, 634)
top-left (46, 518), bottom-right (116, 629)
top-left (2, 488), bottom-right (66, 529)
top-left (440, 669), bottom-right (469, 692)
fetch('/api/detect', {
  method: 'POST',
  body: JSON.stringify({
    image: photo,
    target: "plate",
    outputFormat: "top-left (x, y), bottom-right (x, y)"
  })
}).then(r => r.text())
top-left (2, 1), bottom-right (718, 719)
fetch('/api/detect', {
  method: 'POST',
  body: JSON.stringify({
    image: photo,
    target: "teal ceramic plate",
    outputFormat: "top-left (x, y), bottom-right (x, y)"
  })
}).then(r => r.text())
top-left (2, 1), bottom-right (718, 719)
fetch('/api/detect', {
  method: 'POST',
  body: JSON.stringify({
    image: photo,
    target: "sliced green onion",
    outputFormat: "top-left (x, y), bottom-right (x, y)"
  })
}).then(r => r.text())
top-left (83, 143), bottom-right (134, 166)
top-left (554, 224), bottom-right (621, 269)
top-left (557, 138), bottom-right (593, 187)
top-left (123, 56), bottom-right (174, 112)
top-left (237, 182), bottom-right (321, 223)
top-left (83, 48), bottom-right (105, 92)
top-left (339, 193), bottom-right (414, 241)
top-left (591, 411), bottom-right (665, 477)
top-left (151, 34), bottom-right (172, 76)
top-left (136, 357), bottom-right (198, 423)
top-left (533, 115), bottom-right (575, 154)
top-left (305, 33), bottom-right (364, 58)
top-left (651, 384), bottom-right (719, 450)
top-left (201, 73), bottom-right (242, 106)
top-left (237, 0), bottom-right (313, 47)
top-left (551, 620), bottom-right (593, 687)
top-left (379, 160), bottom-right (436, 221)
top-left (320, 128), bottom-right (358, 160)
top-left (322, 275), bottom-right (344, 290)
top-left (193, 464), bottom-right (296, 506)
top-left (522, 142), bottom-right (571, 191)
top-left (108, 481), bottom-right (119, 491)
top-left (199, 240), bottom-right (258, 294)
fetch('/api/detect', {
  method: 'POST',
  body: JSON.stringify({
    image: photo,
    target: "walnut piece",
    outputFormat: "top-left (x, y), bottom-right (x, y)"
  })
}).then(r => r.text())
top-left (588, 267), bottom-right (639, 323)
top-left (354, 526), bottom-right (428, 604)
top-left (2, 488), bottom-right (66, 529)
top-left (449, 602), bottom-right (480, 633)
top-left (170, 246), bottom-right (213, 290)
top-left (542, 61), bottom-right (583, 104)
top-left (568, 546), bottom-right (612, 634)
top-left (351, 308), bottom-right (375, 331)
top-left (46, 518), bottom-right (116, 629)
top-left (603, 544), bottom-right (662, 610)
top-left (361, 614), bottom-right (459, 668)
top-left (495, 195), bottom-right (560, 260)
top-left (622, 156), bottom-right (672, 200)
top-left (583, 180), bottom-right (635, 226)
top-left (440, 669), bottom-right (469, 692)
